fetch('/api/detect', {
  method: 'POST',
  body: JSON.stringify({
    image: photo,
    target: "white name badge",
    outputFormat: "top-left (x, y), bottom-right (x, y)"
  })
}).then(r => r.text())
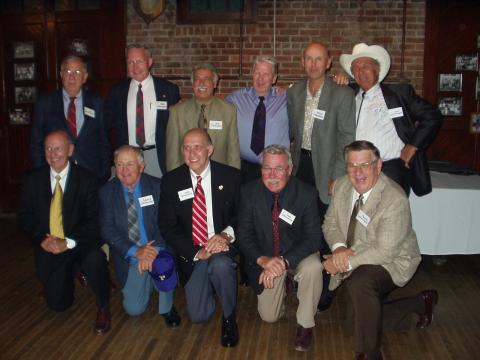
top-left (279, 209), bottom-right (296, 225)
top-left (84, 107), bottom-right (95, 118)
top-left (155, 101), bottom-right (168, 110)
top-left (138, 195), bottom-right (154, 207)
top-left (178, 188), bottom-right (194, 201)
top-left (388, 107), bottom-right (404, 119)
top-left (209, 120), bottom-right (223, 130)
top-left (313, 109), bottom-right (326, 120)
top-left (356, 210), bottom-right (370, 227)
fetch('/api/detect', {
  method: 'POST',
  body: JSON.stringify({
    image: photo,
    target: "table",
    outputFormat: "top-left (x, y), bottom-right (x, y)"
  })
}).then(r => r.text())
top-left (409, 171), bottom-right (480, 255)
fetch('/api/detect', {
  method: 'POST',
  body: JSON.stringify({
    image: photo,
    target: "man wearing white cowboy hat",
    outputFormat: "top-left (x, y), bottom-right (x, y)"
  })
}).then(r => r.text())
top-left (340, 43), bottom-right (443, 196)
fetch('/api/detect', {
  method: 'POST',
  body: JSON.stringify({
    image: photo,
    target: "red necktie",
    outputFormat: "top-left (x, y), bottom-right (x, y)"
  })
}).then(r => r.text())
top-left (67, 97), bottom-right (77, 137)
top-left (272, 193), bottom-right (280, 256)
top-left (192, 176), bottom-right (208, 246)
top-left (136, 83), bottom-right (145, 147)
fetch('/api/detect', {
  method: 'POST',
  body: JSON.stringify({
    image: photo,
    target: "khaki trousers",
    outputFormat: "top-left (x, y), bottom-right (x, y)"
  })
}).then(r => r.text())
top-left (257, 253), bottom-right (323, 328)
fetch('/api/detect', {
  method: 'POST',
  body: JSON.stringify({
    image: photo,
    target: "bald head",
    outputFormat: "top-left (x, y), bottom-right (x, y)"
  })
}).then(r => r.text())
top-left (44, 130), bottom-right (74, 173)
top-left (302, 42), bottom-right (332, 82)
top-left (182, 128), bottom-right (214, 175)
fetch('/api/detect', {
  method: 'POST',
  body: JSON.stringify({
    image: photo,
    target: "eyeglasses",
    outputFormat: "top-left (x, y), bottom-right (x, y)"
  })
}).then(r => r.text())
top-left (261, 166), bottom-right (288, 175)
top-left (62, 69), bottom-right (84, 77)
top-left (346, 160), bottom-right (378, 171)
top-left (127, 59), bottom-right (146, 66)
top-left (45, 146), bottom-right (68, 153)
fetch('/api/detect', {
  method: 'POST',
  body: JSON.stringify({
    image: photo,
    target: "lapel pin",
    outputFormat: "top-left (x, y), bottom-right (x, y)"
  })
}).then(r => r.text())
top-left (219, 185), bottom-right (224, 190)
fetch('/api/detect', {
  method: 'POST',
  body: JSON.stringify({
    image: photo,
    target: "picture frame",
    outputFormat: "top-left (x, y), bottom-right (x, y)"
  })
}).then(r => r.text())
top-left (476, 76), bottom-right (480, 100)
top-left (477, 34), bottom-right (480, 48)
top-left (438, 73), bottom-right (462, 92)
top-left (177, 0), bottom-right (257, 24)
top-left (9, 108), bottom-right (30, 125)
top-left (438, 96), bottom-right (462, 116)
top-left (470, 113), bottom-right (480, 134)
top-left (14, 63), bottom-right (36, 81)
top-left (455, 53), bottom-right (478, 71)
top-left (13, 41), bottom-right (35, 59)
top-left (14, 86), bottom-right (36, 104)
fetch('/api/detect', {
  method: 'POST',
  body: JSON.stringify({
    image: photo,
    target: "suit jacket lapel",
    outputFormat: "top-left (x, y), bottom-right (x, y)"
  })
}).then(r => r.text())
top-left (80, 90), bottom-right (93, 136)
top-left (113, 178), bottom-right (129, 238)
top-left (255, 181), bottom-right (274, 247)
top-left (210, 162), bottom-right (223, 233)
top-left (294, 81), bottom-right (307, 142)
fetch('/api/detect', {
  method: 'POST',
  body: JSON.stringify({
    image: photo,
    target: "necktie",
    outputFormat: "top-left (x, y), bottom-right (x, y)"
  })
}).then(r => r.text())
top-left (198, 104), bottom-right (207, 129)
top-left (127, 190), bottom-right (141, 246)
top-left (49, 175), bottom-right (64, 239)
top-left (192, 176), bottom-right (208, 246)
top-left (272, 193), bottom-right (280, 257)
top-left (251, 96), bottom-right (266, 155)
top-left (346, 194), bottom-right (364, 247)
top-left (356, 91), bottom-right (365, 125)
top-left (67, 97), bottom-right (77, 137)
top-left (136, 83), bottom-right (145, 147)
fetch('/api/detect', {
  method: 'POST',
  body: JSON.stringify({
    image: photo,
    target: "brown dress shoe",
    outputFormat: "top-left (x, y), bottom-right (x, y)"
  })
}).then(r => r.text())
top-left (94, 309), bottom-right (111, 334)
top-left (294, 324), bottom-right (313, 352)
top-left (417, 289), bottom-right (438, 329)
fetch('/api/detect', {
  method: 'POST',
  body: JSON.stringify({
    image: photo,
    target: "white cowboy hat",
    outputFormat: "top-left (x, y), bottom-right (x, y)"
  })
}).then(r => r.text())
top-left (340, 43), bottom-right (391, 82)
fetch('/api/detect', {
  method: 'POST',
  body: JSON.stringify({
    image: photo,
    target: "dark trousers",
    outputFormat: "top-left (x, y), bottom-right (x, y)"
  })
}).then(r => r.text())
top-left (382, 158), bottom-right (411, 196)
top-left (35, 246), bottom-right (110, 312)
top-left (345, 265), bottom-right (424, 356)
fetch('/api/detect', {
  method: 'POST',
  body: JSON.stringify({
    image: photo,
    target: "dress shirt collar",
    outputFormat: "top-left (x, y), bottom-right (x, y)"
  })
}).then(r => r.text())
top-left (360, 82), bottom-right (381, 99)
top-left (351, 187), bottom-right (373, 206)
top-left (62, 88), bottom-right (82, 101)
top-left (130, 73), bottom-right (153, 90)
top-left (306, 80), bottom-right (324, 98)
top-left (50, 162), bottom-right (70, 191)
top-left (189, 161), bottom-right (211, 186)
top-left (248, 86), bottom-right (275, 102)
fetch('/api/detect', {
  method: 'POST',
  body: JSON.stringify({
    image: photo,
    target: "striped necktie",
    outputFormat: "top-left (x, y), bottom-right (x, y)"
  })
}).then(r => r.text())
top-left (192, 176), bottom-right (208, 246)
top-left (346, 194), bottom-right (363, 247)
top-left (67, 97), bottom-right (77, 137)
top-left (136, 83), bottom-right (145, 147)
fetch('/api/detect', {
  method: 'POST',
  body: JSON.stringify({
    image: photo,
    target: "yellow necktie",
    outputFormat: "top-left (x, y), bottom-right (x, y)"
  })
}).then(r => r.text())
top-left (49, 175), bottom-right (64, 239)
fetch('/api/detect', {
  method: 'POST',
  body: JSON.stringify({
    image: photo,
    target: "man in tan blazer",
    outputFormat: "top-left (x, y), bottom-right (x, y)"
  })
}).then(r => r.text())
top-left (323, 140), bottom-right (438, 360)
top-left (166, 63), bottom-right (240, 172)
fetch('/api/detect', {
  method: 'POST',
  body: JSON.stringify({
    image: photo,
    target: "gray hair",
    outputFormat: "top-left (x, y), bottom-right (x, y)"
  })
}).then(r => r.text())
top-left (343, 140), bottom-right (381, 160)
top-left (191, 63), bottom-right (219, 84)
top-left (125, 44), bottom-right (152, 58)
top-left (60, 55), bottom-right (87, 72)
top-left (114, 145), bottom-right (145, 164)
top-left (260, 144), bottom-right (293, 168)
top-left (253, 55), bottom-right (278, 75)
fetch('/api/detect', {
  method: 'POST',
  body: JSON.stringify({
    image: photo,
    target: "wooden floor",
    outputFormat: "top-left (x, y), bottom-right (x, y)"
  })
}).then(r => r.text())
top-left (1, 217), bottom-right (479, 360)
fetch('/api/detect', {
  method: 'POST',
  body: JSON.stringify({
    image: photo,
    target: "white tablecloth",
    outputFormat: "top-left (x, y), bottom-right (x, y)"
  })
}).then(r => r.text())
top-left (409, 171), bottom-right (480, 255)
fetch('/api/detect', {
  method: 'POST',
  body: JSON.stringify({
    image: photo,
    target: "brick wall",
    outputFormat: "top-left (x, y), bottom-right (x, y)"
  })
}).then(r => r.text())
top-left (126, 0), bottom-right (426, 98)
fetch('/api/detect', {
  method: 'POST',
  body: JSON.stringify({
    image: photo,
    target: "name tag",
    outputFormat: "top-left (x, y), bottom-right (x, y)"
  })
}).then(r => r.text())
top-left (84, 107), bottom-right (95, 118)
top-left (138, 195), bottom-right (154, 207)
top-left (209, 120), bottom-right (223, 130)
top-left (279, 209), bottom-right (296, 225)
top-left (178, 188), bottom-right (194, 201)
top-left (356, 210), bottom-right (370, 227)
top-left (155, 101), bottom-right (168, 110)
top-left (313, 109), bottom-right (326, 120)
top-left (388, 107), bottom-right (404, 119)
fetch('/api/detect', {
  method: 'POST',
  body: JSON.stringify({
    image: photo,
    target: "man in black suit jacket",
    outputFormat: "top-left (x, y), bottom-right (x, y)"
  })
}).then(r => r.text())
top-left (106, 44), bottom-right (180, 177)
top-left (159, 128), bottom-right (241, 347)
top-left (19, 130), bottom-right (110, 334)
top-left (236, 144), bottom-right (323, 352)
top-left (340, 43), bottom-right (443, 196)
top-left (31, 55), bottom-right (111, 184)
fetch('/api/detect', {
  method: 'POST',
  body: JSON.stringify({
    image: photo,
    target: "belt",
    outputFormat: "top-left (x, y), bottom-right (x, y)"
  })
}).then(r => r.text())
top-left (300, 148), bottom-right (312, 156)
top-left (140, 145), bottom-right (156, 151)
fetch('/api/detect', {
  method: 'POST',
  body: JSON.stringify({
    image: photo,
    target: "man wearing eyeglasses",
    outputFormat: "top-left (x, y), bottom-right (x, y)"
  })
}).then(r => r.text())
top-left (106, 44), bottom-right (180, 178)
top-left (31, 55), bottom-right (111, 184)
top-left (237, 144), bottom-right (323, 352)
top-left (323, 140), bottom-right (438, 360)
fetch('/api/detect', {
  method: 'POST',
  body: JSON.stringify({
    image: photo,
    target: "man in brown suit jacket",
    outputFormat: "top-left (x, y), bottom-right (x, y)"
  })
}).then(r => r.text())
top-left (322, 140), bottom-right (438, 360)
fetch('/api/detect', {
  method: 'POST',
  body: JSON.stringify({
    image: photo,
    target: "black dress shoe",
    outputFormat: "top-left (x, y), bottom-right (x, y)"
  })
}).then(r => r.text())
top-left (162, 307), bottom-right (181, 329)
top-left (417, 289), bottom-right (438, 328)
top-left (294, 324), bottom-right (313, 352)
top-left (94, 309), bottom-right (111, 334)
top-left (221, 315), bottom-right (239, 347)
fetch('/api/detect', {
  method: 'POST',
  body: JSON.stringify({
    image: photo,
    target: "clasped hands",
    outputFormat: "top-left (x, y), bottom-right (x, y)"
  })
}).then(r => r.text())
top-left (195, 233), bottom-right (231, 261)
top-left (41, 234), bottom-right (68, 254)
top-left (257, 256), bottom-right (286, 289)
top-left (322, 247), bottom-right (356, 275)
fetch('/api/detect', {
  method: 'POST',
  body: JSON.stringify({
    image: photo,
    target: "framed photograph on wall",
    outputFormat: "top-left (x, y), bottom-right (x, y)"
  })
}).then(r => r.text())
top-left (471, 113), bottom-right (480, 134)
top-left (438, 73), bottom-right (462, 92)
top-left (14, 86), bottom-right (36, 104)
top-left (9, 108), bottom-right (30, 125)
top-left (14, 63), bottom-right (36, 81)
top-left (13, 41), bottom-right (35, 59)
top-left (455, 53), bottom-right (478, 71)
top-left (438, 96), bottom-right (462, 116)
top-left (476, 76), bottom-right (480, 100)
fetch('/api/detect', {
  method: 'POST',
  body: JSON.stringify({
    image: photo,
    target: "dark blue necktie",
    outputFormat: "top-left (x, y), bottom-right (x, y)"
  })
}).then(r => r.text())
top-left (251, 96), bottom-right (266, 155)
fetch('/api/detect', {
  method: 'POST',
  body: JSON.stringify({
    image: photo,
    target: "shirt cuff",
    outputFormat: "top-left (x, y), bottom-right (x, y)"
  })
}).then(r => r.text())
top-left (331, 242), bottom-right (347, 252)
top-left (193, 250), bottom-right (200, 262)
top-left (65, 237), bottom-right (77, 249)
top-left (221, 226), bottom-right (235, 243)
top-left (127, 245), bottom-right (139, 260)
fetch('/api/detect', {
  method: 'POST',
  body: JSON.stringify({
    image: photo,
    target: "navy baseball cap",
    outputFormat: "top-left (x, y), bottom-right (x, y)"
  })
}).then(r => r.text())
top-left (149, 251), bottom-right (178, 292)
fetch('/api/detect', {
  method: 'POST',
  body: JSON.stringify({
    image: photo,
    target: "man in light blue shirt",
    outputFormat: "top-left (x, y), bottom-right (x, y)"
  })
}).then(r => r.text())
top-left (226, 56), bottom-right (290, 184)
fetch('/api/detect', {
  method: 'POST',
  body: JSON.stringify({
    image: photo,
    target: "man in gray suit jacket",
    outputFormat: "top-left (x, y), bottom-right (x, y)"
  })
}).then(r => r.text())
top-left (323, 141), bottom-right (438, 360)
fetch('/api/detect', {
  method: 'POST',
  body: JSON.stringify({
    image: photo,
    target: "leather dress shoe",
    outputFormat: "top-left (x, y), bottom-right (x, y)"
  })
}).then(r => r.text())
top-left (294, 324), bottom-right (313, 352)
top-left (76, 271), bottom-right (88, 288)
top-left (94, 309), bottom-right (111, 334)
top-left (417, 289), bottom-right (438, 329)
top-left (221, 315), bottom-right (239, 347)
top-left (162, 307), bottom-right (181, 329)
